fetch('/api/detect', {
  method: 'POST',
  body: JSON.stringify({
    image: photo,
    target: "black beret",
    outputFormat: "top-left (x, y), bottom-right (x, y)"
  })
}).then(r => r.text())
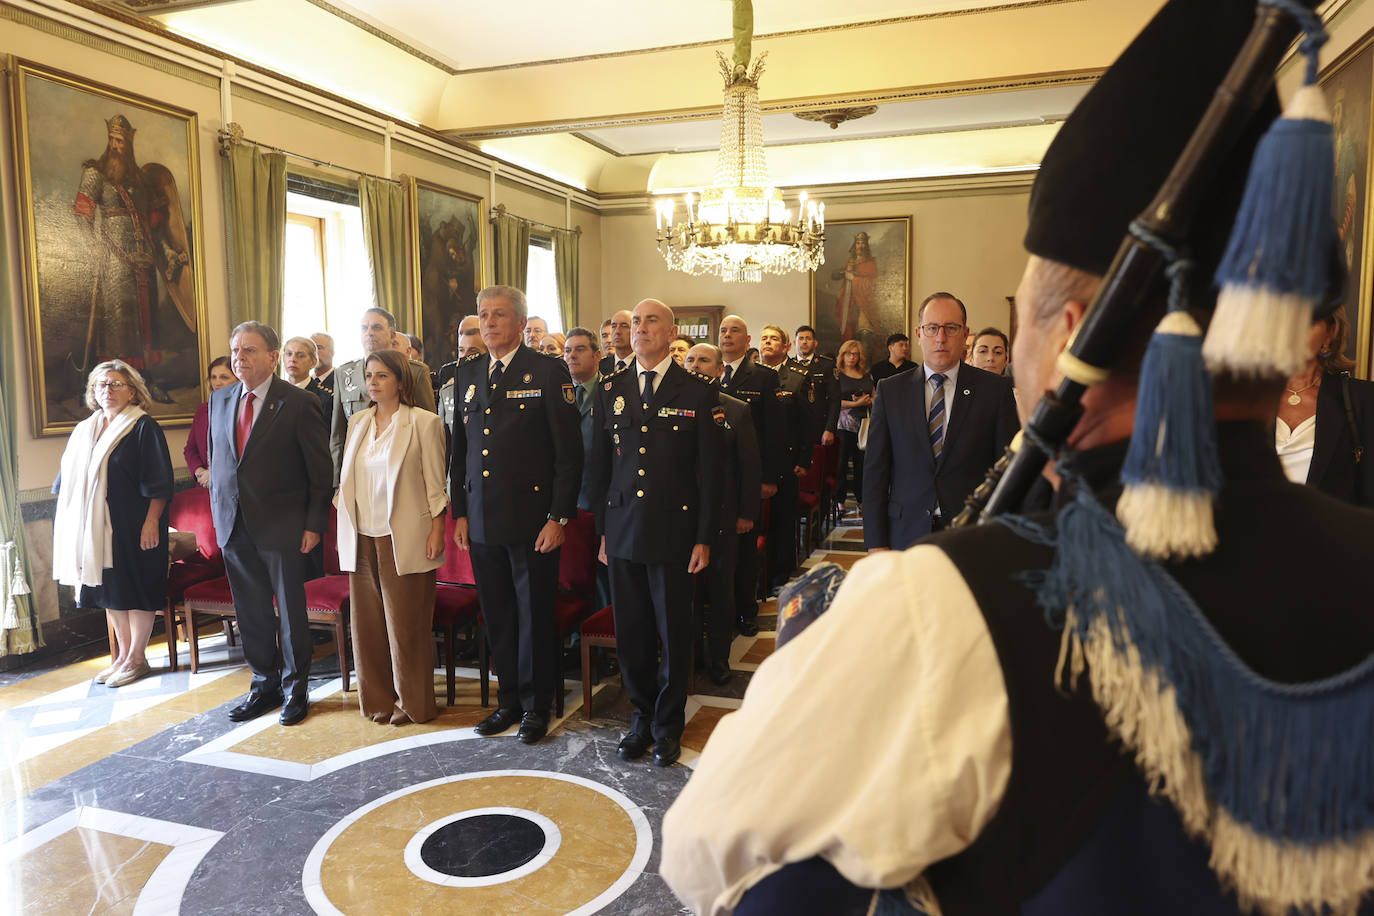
top-left (1025, 0), bottom-right (1281, 301)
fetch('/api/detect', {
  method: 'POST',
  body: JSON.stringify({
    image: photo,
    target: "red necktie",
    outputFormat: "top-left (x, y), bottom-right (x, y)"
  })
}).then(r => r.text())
top-left (237, 391), bottom-right (256, 458)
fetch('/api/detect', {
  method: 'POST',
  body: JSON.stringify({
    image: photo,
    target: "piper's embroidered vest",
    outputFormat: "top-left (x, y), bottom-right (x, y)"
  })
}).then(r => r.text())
top-left (881, 426), bottom-right (1374, 916)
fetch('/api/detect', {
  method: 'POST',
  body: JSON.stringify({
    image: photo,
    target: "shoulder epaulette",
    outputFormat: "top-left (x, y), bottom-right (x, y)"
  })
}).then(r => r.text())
top-left (685, 368), bottom-right (717, 386)
top-left (608, 362), bottom-right (633, 377)
top-left (459, 352), bottom-right (482, 364)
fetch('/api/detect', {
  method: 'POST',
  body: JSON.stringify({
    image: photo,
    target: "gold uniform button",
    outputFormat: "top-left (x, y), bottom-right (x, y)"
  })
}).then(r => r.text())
top-left (534, 485), bottom-right (540, 492)
top-left (482, 470), bottom-right (490, 477)
top-left (483, 428), bottom-right (490, 435)
top-left (482, 449), bottom-right (489, 456)
top-left (673, 425), bottom-right (679, 431)
top-left (485, 407), bottom-right (491, 415)
top-left (682, 505), bottom-right (689, 511)
top-left (519, 404), bottom-right (526, 410)
top-left (641, 425), bottom-right (648, 433)
top-left (638, 447), bottom-right (646, 454)
top-left (636, 490), bottom-right (644, 498)
top-left (637, 469), bottom-right (645, 476)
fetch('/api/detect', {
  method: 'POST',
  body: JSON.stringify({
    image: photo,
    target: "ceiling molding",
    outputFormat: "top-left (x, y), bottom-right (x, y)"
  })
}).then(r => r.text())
top-left (449, 69), bottom-right (1101, 140)
top-left (434, 0), bottom-right (1084, 75)
top-left (299, 0), bottom-right (461, 74)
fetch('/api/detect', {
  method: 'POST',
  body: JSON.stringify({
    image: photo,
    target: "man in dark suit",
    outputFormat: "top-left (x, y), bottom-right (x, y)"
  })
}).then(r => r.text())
top-left (329, 307), bottom-right (435, 484)
top-left (685, 343), bottom-right (761, 687)
top-left (593, 299), bottom-right (723, 767)
top-left (788, 325), bottom-right (840, 448)
top-left (598, 309), bottom-right (634, 376)
top-left (864, 292), bottom-right (1019, 551)
top-left (450, 286), bottom-right (582, 745)
top-left (869, 332), bottom-right (917, 384)
top-left (717, 315), bottom-right (781, 636)
top-left (209, 321), bottom-right (332, 725)
top-left (758, 324), bottom-right (813, 589)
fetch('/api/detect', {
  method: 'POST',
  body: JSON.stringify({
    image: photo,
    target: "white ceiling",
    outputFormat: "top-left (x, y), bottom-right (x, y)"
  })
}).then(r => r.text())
top-left (324, 0), bottom-right (1048, 71)
top-left (576, 84), bottom-right (1092, 156)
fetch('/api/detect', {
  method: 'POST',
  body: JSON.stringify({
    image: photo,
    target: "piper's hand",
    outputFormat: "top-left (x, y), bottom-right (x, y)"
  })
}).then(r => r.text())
top-left (301, 530), bottom-right (321, 553)
top-left (736, 518), bottom-right (753, 534)
top-left (452, 517), bottom-right (471, 551)
top-left (598, 535), bottom-right (608, 566)
top-left (761, 483), bottom-right (778, 499)
top-left (139, 519), bottom-right (159, 550)
top-left (534, 520), bottom-right (565, 553)
top-left (688, 544), bottom-right (710, 574)
top-left (822, 431), bottom-right (835, 446)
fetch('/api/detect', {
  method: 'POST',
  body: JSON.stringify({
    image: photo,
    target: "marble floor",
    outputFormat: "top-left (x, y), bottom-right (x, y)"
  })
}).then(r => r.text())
top-left (1, 512), bottom-right (869, 915)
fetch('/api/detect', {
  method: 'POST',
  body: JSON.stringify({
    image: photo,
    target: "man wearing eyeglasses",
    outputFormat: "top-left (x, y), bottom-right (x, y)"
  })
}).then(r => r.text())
top-left (863, 292), bottom-right (1019, 551)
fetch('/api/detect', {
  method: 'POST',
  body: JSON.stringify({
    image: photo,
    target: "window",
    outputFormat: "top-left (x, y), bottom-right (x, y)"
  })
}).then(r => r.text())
top-left (526, 236), bottom-right (561, 334)
top-left (283, 180), bottom-right (374, 365)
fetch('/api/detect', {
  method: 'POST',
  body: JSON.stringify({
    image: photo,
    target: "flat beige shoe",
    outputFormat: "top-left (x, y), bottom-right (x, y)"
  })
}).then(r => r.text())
top-left (105, 660), bottom-right (151, 688)
top-left (94, 663), bottom-right (121, 684)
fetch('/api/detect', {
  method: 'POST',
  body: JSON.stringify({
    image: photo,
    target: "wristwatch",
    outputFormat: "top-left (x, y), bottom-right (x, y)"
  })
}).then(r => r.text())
top-left (548, 514), bottom-right (568, 526)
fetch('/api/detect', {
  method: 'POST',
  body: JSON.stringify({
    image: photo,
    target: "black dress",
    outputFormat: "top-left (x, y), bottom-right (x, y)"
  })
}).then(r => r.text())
top-left (57, 414), bottom-right (174, 611)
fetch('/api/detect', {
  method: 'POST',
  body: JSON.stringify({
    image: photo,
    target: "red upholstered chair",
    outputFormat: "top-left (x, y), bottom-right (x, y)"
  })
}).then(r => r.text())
top-left (822, 439), bottom-right (841, 529)
top-left (303, 506), bottom-right (353, 691)
top-left (756, 497), bottom-right (772, 600)
top-left (549, 510), bottom-right (600, 716)
top-left (579, 605), bottom-right (617, 719)
top-left (163, 486), bottom-right (229, 673)
top-left (435, 515), bottom-right (482, 705)
top-left (797, 446), bottom-right (825, 562)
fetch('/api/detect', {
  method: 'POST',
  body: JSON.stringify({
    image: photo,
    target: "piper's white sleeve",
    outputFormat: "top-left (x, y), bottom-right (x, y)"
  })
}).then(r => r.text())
top-left (661, 545), bottom-right (1012, 916)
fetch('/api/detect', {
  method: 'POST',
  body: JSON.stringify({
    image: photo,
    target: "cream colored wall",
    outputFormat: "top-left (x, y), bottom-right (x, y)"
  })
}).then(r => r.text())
top-left (1, 14), bottom-right (601, 491)
top-left (596, 188), bottom-right (1030, 346)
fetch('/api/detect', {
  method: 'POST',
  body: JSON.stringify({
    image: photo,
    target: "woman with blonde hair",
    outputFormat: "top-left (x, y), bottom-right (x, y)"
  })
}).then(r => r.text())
top-left (335, 348), bottom-right (448, 724)
top-left (53, 360), bottom-right (174, 687)
top-left (834, 339), bottom-right (874, 512)
top-left (281, 335), bottom-right (329, 416)
top-left (540, 332), bottom-right (566, 357)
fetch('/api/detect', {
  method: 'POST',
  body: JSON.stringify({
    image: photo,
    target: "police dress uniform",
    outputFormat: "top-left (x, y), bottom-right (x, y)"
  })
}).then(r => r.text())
top-left (766, 361), bottom-right (812, 588)
top-left (329, 355), bottom-right (436, 484)
top-left (449, 344), bottom-right (582, 718)
top-left (592, 358), bottom-right (723, 744)
top-left (719, 357), bottom-right (782, 624)
top-left (786, 354), bottom-right (840, 448)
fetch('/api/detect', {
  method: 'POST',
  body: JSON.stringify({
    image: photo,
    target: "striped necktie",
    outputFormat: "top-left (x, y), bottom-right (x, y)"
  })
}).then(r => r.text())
top-left (928, 373), bottom-right (947, 460)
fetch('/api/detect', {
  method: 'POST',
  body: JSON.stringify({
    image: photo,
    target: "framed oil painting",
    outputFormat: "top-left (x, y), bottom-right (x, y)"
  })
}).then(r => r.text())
top-left (9, 58), bottom-right (209, 435)
top-left (808, 216), bottom-right (911, 369)
top-left (410, 178), bottom-right (486, 373)
top-left (1321, 32), bottom-right (1374, 377)
top-left (673, 305), bottom-right (724, 344)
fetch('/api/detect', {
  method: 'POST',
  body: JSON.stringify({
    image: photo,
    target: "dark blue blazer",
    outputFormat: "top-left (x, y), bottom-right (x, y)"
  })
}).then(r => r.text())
top-left (862, 362), bottom-right (1018, 550)
top-left (208, 376), bottom-right (332, 552)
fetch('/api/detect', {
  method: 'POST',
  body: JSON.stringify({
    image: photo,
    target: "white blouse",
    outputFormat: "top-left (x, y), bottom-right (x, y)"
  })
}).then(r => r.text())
top-left (1275, 414), bottom-right (1317, 485)
top-left (353, 417), bottom-right (397, 537)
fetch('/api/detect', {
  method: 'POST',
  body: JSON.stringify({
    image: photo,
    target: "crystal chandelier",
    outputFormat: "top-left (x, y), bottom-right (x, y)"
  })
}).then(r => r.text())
top-left (655, 2), bottom-right (824, 283)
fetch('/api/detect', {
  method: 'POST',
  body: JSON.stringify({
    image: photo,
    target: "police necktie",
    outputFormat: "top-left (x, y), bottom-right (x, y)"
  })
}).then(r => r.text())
top-left (722, 364), bottom-right (734, 387)
top-left (576, 384), bottom-right (586, 412)
top-left (490, 360), bottom-right (504, 392)
top-left (236, 391), bottom-right (256, 458)
top-left (641, 370), bottom-right (656, 410)
top-left (928, 373), bottom-right (947, 460)
top-left (616, 359), bottom-right (627, 372)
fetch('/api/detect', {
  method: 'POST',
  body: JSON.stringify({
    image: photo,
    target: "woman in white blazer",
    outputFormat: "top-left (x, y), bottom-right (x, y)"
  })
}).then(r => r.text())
top-left (336, 348), bottom-right (448, 724)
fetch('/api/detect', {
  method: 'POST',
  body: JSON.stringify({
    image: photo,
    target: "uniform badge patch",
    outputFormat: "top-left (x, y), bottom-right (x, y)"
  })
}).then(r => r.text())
top-left (808, 389), bottom-right (815, 403)
top-left (613, 395), bottom-right (626, 415)
top-left (604, 381), bottom-right (613, 391)
top-left (712, 406), bottom-right (726, 427)
top-left (464, 384), bottom-right (476, 403)
top-left (523, 372), bottom-right (533, 383)
top-left (562, 383), bottom-right (576, 405)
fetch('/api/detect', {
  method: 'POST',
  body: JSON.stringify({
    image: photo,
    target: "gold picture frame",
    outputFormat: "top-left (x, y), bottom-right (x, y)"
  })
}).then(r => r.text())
top-left (807, 216), bottom-right (912, 366)
top-left (408, 177), bottom-right (487, 372)
top-left (9, 57), bottom-right (209, 435)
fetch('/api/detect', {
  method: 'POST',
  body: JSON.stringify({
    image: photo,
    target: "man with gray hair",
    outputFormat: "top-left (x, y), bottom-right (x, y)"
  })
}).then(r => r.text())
top-left (450, 285), bottom-right (582, 746)
top-left (209, 320), bottom-right (332, 726)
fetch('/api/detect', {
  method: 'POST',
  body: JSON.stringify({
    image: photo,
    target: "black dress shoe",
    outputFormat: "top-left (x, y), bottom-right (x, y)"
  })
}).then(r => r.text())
top-left (708, 662), bottom-right (732, 687)
top-left (280, 693), bottom-right (309, 726)
top-left (736, 617), bottom-right (759, 637)
top-left (617, 732), bottom-right (653, 761)
top-left (228, 689), bottom-right (284, 722)
top-left (474, 707), bottom-right (522, 736)
top-left (517, 711), bottom-right (549, 745)
top-left (652, 737), bottom-right (681, 767)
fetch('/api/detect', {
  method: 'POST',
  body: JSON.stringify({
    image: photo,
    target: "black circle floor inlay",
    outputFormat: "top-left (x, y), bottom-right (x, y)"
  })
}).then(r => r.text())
top-left (420, 814), bottom-right (547, 877)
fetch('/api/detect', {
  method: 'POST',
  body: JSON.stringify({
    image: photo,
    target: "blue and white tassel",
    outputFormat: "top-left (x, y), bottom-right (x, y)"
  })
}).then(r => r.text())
top-left (1205, 0), bottom-right (1334, 378)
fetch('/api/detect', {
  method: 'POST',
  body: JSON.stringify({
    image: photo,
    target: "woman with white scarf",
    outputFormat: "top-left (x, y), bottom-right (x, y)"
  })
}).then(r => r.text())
top-left (53, 360), bottom-right (174, 688)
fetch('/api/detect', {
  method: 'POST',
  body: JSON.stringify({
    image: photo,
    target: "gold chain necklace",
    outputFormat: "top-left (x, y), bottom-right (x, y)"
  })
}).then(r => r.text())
top-left (1286, 376), bottom-right (1320, 406)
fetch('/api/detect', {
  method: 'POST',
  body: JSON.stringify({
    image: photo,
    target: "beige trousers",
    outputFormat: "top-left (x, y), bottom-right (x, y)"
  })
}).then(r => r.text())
top-left (350, 535), bottom-right (438, 723)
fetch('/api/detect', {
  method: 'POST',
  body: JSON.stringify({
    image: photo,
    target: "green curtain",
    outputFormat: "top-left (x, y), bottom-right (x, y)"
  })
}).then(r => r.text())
top-left (493, 211), bottom-right (530, 291)
top-left (0, 180), bottom-right (41, 657)
top-left (552, 227), bottom-right (580, 334)
top-left (358, 176), bottom-right (409, 332)
top-left (224, 144), bottom-right (286, 333)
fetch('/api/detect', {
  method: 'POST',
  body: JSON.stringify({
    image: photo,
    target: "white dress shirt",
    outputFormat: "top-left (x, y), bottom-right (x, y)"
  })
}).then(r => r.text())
top-left (635, 355), bottom-right (673, 401)
top-left (353, 415), bottom-right (397, 537)
top-left (238, 376), bottom-right (274, 431)
top-left (488, 348), bottom-right (517, 381)
top-left (722, 355), bottom-right (747, 386)
top-left (661, 546), bottom-right (1011, 915)
top-left (923, 361), bottom-right (960, 424)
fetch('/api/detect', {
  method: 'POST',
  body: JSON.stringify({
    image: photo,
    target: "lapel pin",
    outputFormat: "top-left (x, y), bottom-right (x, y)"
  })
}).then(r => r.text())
top-left (963, 389), bottom-right (970, 395)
